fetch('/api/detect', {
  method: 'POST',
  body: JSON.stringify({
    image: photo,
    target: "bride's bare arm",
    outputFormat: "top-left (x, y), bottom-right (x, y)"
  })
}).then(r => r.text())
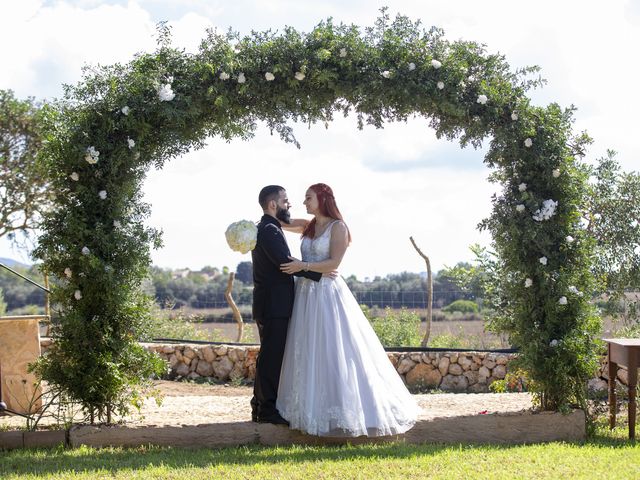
top-left (280, 218), bottom-right (309, 234)
top-left (280, 222), bottom-right (349, 274)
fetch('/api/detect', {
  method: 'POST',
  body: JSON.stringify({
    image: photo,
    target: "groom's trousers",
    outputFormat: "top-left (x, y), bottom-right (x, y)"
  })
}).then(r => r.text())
top-left (251, 315), bottom-right (289, 419)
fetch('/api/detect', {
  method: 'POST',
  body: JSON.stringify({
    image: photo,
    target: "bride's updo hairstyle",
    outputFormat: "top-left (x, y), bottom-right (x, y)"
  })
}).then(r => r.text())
top-left (302, 183), bottom-right (351, 242)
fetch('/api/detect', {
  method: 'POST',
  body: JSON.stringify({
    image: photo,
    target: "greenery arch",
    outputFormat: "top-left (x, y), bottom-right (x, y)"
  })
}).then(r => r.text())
top-left (34, 11), bottom-right (600, 419)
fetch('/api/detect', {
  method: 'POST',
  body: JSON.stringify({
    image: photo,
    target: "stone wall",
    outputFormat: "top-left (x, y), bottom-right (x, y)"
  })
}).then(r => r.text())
top-left (38, 340), bottom-right (620, 393)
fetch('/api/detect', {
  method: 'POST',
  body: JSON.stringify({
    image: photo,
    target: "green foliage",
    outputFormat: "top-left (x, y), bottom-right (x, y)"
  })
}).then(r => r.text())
top-left (0, 89), bottom-right (52, 242)
top-left (33, 10), bottom-right (600, 414)
top-left (586, 151), bottom-right (640, 328)
top-left (442, 299), bottom-right (479, 314)
top-left (489, 368), bottom-right (531, 393)
top-left (140, 303), bottom-right (222, 342)
top-left (0, 287), bottom-right (7, 315)
top-left (366, 306), bottom-right (422, 347)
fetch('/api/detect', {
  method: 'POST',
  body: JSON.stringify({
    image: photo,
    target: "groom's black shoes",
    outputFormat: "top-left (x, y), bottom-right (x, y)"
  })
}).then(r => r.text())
top-left (257, 413), bottom-right (290, 426)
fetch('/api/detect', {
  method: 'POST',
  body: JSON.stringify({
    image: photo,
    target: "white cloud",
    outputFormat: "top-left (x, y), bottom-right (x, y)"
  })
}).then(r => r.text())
top-left (0, 0), bottom-right (638, 279)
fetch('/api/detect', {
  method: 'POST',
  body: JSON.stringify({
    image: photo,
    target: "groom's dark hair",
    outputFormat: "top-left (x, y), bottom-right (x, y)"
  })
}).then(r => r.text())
top-left (259, 185), bottom-right (285, 209)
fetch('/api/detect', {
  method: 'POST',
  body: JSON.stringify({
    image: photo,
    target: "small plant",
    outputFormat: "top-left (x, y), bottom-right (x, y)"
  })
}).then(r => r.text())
top-left (366, 307), bottom-right (422, 347)
top-left (489, 369), bottom-right (530, 393)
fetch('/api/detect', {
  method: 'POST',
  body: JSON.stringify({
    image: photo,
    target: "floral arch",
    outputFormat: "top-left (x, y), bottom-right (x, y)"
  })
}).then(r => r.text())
top-left (34, 12), bottom-right (600, 419)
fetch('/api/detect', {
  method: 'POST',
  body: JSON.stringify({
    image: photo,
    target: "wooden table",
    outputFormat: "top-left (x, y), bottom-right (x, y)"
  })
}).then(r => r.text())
top-left (604, 338), bottom-right (640, 439)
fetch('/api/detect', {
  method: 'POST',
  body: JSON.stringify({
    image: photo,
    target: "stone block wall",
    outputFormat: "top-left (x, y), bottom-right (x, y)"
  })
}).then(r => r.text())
top-left (38, 340), bottom-right (621, 393)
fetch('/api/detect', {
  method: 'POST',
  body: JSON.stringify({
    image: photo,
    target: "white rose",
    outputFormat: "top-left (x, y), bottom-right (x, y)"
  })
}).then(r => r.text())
top-left (539, 256), bottom-right (548, 266)
top-left (74, 290), bottom-right (82, 300)
top-left (98, 190), bottom-right (107, 200)
top-left (70, 172), bottom-right (79, 181)
top-left (518, 183), bottom-right (527, 192)
top-left (295, 71), bottom-right (305, 81)
top-left (237, 72), bottom-right (246, 84)
top-left (121, 106), bottom-right (130, 115)
top-left (381, 70), bottom-right (391, 78)
top-left (85, 146), bottom-right (99, 164)
top-left (524, 138), bottom-right (533, 148)
top-left (566, 235), bottom-right (574, 243)
top-left (477, 94), bottom-right (488, 105)
top-left (339, 48), bottom-right (347, 57)
top-left (113, 220), bottom-right (121, 228)
top-left (408, 62), bottom-right (416, 71)
top-left (550, 339), bottom-right (559, 347)
top-left (568, 286), bottom-right (580, 295)
top-left (511, 112), bottom-right (518, 121)
top-left (525, 278), bottom-right (533, 288)
top-left (127, 137), bottom-right (135, 149)
top-left (157, 83), bottom-right (175, 102)
top-left (225, 220), bottom-right (258, 254)
top-left (558, 296), bottom-right (568, 305)
top-left (82, 246), bottom-right (90, 256)
top-left (265, 72), bottom-right (275, 81)
top-left (64, 267), bottom-right (72, 278)
top-left (431, 59), bottom-right (442, 69)
top-left (437, 81), bottom-right (444, 90)
top-left (219, 72), bottom-right (230, 81)
top-left (516, 204), bottom-right (525, 213)
top-left (552, 169), bottom-right (561, 178)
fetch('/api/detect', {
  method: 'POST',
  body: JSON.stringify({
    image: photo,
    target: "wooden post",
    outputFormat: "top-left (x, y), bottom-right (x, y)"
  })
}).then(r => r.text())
top-left (225, 272), bottom-right (244, 342)
top-left (410, 236), bottom-right (433, 347)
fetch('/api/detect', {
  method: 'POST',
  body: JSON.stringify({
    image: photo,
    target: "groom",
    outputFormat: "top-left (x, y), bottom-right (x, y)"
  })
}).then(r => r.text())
top-left (250, 185), bottom-right (322, 425)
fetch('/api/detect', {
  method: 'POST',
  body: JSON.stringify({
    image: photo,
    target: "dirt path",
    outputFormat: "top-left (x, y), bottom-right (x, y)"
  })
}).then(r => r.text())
top-left (0, 380), bottom-right (534, 429)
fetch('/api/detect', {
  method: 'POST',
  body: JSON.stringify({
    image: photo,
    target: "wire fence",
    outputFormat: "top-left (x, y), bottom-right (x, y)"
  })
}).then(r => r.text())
top-left (162, 290), bottom-right (474, 310)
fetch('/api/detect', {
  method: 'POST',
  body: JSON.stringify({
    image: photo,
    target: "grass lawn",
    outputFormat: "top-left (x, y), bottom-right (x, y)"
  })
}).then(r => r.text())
top-left (1, 424), bottom-right (638, 480)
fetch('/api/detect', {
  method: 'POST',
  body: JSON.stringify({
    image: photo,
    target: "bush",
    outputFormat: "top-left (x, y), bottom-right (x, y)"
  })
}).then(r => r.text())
top-left (141, 304), bottom-right (222, 342)
top-left (366, 307), bottom-right (422, 347)
top-left (0, 288), bottom-right (6, 316)
top-left (442, 299), bottom-right (479, 314)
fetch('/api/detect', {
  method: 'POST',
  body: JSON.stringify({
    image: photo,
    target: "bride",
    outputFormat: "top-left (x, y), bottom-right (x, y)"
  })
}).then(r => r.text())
top-left (278, 183), bottom-right (418, 437)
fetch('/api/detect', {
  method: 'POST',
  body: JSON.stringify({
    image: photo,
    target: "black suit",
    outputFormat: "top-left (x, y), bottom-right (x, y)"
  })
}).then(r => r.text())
top-left (251, 214), bottom-right (321, 419)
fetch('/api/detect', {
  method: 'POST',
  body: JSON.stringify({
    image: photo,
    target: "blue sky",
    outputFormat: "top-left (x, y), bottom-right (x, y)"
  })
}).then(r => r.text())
top-left (1, 1), bottom-right (639, 279)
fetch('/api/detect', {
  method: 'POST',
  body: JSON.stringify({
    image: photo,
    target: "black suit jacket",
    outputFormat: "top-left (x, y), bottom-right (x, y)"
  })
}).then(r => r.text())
top-left (251, 214), bottom-right (321, 320)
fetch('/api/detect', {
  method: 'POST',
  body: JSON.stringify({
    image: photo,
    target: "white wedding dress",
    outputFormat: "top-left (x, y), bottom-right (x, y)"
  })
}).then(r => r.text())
top-left (277, 221), bottom-right (418, 437)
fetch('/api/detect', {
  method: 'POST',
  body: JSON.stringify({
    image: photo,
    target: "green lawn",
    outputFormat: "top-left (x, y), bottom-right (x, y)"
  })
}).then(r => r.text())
top-left (1, 425), bottom-right (638, 480)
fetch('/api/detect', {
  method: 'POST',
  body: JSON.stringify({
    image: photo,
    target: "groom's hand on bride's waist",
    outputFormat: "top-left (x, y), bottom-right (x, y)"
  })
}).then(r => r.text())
top-left (323, 271), bottom-right (339, 279)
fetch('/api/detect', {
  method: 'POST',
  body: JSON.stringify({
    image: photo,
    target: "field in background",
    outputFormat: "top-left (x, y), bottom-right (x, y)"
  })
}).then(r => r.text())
top-left (154, 307), bottom-right (623, 349)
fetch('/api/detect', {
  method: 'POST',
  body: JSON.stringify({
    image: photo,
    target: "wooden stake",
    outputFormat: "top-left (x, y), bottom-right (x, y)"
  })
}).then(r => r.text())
top-left (410, 236), bottom-right (433, 347)
top-left (225, 272), bottom-right (244, 342)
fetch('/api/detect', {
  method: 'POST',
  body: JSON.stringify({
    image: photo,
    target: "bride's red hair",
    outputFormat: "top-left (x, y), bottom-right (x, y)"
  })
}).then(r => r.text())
top-left (302, 183), bottom-right (351, 242)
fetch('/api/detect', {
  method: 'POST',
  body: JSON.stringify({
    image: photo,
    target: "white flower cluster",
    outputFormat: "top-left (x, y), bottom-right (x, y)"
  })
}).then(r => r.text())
top-left (85, 146), bottom-right (99, 164)
top-left (70, 172), bottom-right (79, 181)
top-left (568, 285), bottom-right (584, 297)
top-left (121, 106), bottom-right (130, 116)
top-left (225, 220), bottom-right (258, 254)
top-left (157, 80), bottom-right (175, 102)
top-left (431, 59), bottom-right (442, 69)
top-left (219, 72), bottom-right (230, 81)
top-left (524, 278), bottom-right (533, 288)
top-left (127, 137), bottom-right (135, 149)
top-left (408, 62), bottom-right (416, 71)
top-left (237, 73), bottom-right (246, 84)
top-left (339, 48), bottom-right (347, 58)
top-left (477, 94), bottom-right (488, 105)
top-left (437, 81), bottom-right (444, 90)
top-left (295, 72), bottom-right (305, 81)
top-left (265, 72), bottom-right (275, 81)
top-left (524, 138), bottom-right (533, 148)
top-left (381, 70), bottom-right (391, 78)
top-left (532, 199), bottom-right (558, 222)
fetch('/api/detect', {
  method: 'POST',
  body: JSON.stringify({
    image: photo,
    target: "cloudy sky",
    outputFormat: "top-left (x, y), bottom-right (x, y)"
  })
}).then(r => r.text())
top-left (1, 0), bottom-right (639, 280)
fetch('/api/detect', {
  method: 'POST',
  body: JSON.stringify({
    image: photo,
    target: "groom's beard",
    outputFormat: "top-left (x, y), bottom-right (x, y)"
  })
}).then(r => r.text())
top-left (276, 206), bottom-right (291, 224)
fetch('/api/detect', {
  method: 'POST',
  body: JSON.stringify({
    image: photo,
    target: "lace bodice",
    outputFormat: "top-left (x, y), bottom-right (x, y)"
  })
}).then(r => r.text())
top-left (301, 220), bottom-right (339, 263)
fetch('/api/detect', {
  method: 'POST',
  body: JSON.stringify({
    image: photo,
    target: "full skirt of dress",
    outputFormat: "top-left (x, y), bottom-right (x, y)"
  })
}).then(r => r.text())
top-left (276, 276), bottom-right (418, 437)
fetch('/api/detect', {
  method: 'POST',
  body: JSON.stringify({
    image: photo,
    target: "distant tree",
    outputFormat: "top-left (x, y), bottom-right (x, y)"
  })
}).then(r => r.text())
top-left (586, 151), bottom-right (640, 329)
top-left (0, 287), bottom-right (7, 315)
top-left (0, 90), bottom-right (51, 242)
top-left (235, 261), bottom-right (253, 284)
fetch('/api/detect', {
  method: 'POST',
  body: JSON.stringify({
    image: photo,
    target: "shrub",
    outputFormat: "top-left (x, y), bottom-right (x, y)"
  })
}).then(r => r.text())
top-left (367, 307), bottom-right (422, 347)
top-left (442, 299), bottom-right (479, 314)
